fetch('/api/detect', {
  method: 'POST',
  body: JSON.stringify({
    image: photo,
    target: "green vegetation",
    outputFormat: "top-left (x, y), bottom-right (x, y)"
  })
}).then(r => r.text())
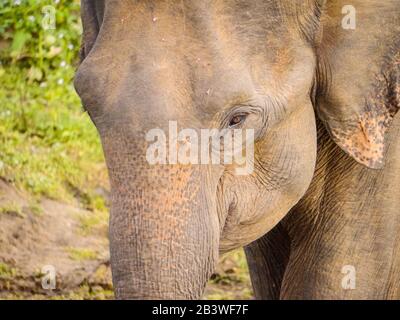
top-left (0, 262), bottom-right (17, 278)
top-left (67, 247), bottom-right (98, 261)
top-left (28, 199), bottom-right (43, 216)
top-left (0, 0), bottom-right (81, 77)
top-left (0, 0), bottom-right (108, 207)
top-left (0, 201), bottom-right (24, 217)
top-left (0, 68), bottom-right (108, 204)
top-left (0, 2), bottom-right (111, 297)
top-left (77, 210), bottom-right (108, 236)
top-left (49, 285), bottom-right (114, 300)
top-left (205, 249), bottom-right (253, 300)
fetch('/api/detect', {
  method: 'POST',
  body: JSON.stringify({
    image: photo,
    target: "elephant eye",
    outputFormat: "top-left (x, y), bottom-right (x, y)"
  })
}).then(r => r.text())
top-left (228, 114), bottom-right (247, 128)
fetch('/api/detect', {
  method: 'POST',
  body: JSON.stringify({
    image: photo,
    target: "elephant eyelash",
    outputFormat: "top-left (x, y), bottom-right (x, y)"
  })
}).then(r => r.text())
top-left (228, 113), bottom-right (249, 128)
top-left (222, 104), bottom-right (267, 130)
top-left (221, 108), bottom-right (248, 129)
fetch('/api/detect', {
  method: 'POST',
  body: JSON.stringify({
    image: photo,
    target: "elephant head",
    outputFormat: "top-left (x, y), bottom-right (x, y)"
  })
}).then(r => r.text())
top-left (74, 0), bottom-right (400, 299)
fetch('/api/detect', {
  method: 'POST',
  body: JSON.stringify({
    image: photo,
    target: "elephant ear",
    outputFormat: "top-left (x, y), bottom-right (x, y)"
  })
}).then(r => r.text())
top-left (79, 0), bottom-right (105, 62)
top-left (316, 0), bottom-right (400, 169)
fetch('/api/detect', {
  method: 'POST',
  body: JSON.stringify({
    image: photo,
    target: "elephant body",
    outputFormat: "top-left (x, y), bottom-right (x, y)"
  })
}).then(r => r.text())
top-left (74, 0), bottom-right (400, 299)
top-left (246, 117), bottom-right (400, 299)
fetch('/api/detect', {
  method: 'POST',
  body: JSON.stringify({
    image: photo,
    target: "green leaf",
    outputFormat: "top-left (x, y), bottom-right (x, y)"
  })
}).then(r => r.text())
top-left (10, 31), bottom-right (31, 59)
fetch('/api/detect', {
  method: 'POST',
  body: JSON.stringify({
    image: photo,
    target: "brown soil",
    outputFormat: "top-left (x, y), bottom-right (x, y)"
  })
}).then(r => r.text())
top-left (0, 179), bottom-right (111, 299)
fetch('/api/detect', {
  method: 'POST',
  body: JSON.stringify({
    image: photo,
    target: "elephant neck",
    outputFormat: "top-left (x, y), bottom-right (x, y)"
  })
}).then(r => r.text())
top-left (281, 115), bottom-right (400, 299)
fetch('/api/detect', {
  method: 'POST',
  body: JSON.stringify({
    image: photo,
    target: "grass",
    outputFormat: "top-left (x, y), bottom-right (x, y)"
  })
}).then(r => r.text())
top-left (66, 247), bottom-right (98, 261)
top-left (54, 285), bottom-right (114, 300)
top-left (205, 249), bottom-right (253, 300)
top-left (0, 201), bottom-right (24, 218)
top-left (0, 65), bottom-right (109, 208)
top-left (0, 286), bottom-right (115, 300)
top-left (28, 200), bottom-right (43, 216)
top-left (0, 262), bottom-right (17, 278)
top-left (77, 210), bottom-right (108, 236)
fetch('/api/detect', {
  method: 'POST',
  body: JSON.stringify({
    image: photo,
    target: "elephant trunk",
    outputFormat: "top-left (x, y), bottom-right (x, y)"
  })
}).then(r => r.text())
top-left (103, 131), bottom-right (219, 299)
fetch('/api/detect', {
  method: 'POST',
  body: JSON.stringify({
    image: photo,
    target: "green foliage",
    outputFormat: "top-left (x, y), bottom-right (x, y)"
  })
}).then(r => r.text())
top-left (0, 66), bottom-right (107, 204)
top-left (78, 210), bottom-right (108, 236)
top-left (67, 247), bottom-right (98, 261)
top-left (0, 201), bottom-right (24, 217)
top-left (0, 0), bottom-right (81, 83)
top-left (0, 262), bottom-right (18, 278)
top-left (205, 249), bottom-right (253, 300)
top-left (28, 199), bottom-right (43, 216)
top-left (0, 2), bottom-right (108, 208)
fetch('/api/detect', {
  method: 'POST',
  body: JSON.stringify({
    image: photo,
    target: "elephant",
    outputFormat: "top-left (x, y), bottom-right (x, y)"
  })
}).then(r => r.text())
top-left (74, 0), bottom-right (400, 299)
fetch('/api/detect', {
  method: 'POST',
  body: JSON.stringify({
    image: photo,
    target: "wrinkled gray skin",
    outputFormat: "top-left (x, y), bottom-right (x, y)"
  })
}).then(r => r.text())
top-left (74, 0), bottom-right (400, 299)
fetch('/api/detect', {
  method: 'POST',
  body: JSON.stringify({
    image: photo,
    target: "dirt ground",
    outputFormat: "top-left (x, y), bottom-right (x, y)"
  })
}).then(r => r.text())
top-left (0, 179), bottom-right (253, 300)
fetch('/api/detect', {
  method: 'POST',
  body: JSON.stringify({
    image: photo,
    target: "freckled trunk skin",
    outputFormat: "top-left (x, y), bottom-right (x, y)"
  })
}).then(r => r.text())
top-left (102, 129), bottom-right (218, 299)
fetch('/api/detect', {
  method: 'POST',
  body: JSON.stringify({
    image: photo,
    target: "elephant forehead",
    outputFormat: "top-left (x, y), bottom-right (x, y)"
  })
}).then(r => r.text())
top-left (89, 0), bottom-right (314, 111)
